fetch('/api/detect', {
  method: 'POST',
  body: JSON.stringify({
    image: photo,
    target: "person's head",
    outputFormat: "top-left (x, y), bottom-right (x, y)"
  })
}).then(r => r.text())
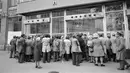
top-left (112, 34), bottom-right (115, 37)
top-left (21, 34), bottom-right (26, 38)
top-left (99, 33), bottom-right (104, 37)
top-left (13, 36), bottom-right (16, 39)
top-left (93, 33), bottom-right (99, 39)
top-left (73, 35), bottom-right (76, 38)
top-left (116, 32), bottom-right (122, 37)
top-left (107, 35), bottom-right (111, 39)
top-left (45, 34), bottom-right (50, 38)
top-left (66, 36), bottom-right (69, 39)
top-left (28, 36), bottom-right (31, 39)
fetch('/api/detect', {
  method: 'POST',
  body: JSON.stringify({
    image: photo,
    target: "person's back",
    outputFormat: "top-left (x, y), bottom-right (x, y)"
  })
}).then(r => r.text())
top-left (105, 38), bottom-right (111, 49)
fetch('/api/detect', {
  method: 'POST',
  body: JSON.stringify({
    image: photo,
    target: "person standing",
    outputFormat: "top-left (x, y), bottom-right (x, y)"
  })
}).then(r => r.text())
top-left (93, 33), bottom-right (105, 66)
top-left (87, 35), bottom-right (94, 63)
top-left (10, 36), bottom-right (17, 58)
top-left (18, 34), bottom-right (26, 63)
top-left (77, 34), bottom-right (86, 62)
top-left (25, 36), bottom-right (33, 62)
top-left (105, 35), bottom-right (112, 61)
top-left (64, 36), bottom-right (71, 61)
top-left (111, 34), bottom-right (117, 62)
top-left (59, 36), bottom-right (65, 62)
top-left (71, 35), bottom-right (81, 66)
top-left (42, 34), bottom-right (51, 63)
top-left (34, 37), bottom-right (42, 68)
top-left (116, 32), bottom-right (130, 70)
top-left (53, 36), bottom-right (60, 62)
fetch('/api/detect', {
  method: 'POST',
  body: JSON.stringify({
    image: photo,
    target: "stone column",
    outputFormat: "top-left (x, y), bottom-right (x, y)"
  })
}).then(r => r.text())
top-left (102, 5), bottom-right (107, 38)
top-left (64, 10), bottom-right (67, 38)
top-left (50, 12), bottom-right (52, 38)
top-left (123, 2), bottom-right (129, 49)
top-left (21, 16), bottom-right (26, 34)
top-left (0, 0), bottom-right (8, 50)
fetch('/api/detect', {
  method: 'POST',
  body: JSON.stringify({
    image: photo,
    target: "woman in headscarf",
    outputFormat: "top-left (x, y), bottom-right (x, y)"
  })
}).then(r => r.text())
top-left (34, 37), bottom-right (42, 68)
top-left (92, 33), bottom-right (105, 66)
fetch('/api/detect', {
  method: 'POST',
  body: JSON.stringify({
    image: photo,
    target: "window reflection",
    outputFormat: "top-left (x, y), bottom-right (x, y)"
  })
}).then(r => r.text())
top-left (67, 19), bottom-right (103, 33)
top-left (30, 23), bottom-right (50, 34)
top-left (105, 2), bottom-right (123, 12)
top-left (106, 11), bottom-right (124, 31)
top-left (66, 6), bottom-right (102, 15)
top-left (52, 17), bottom-right (64, 33)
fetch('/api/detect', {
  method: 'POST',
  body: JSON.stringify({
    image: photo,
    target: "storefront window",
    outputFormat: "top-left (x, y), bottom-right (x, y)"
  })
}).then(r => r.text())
top-left (52, 17), bottom-right (64, 33)
top-left (52, 10), bottom-right (64, 17)
top-left (128, 16), bottom-right (130, 30)
top-left (67, 18), bottom-right (103, 33)
top-left (30, 23), bottom-right (50, 34)
top-left (26, 15), bottom-right (37, 19)
top-left (106, 11), bottom-right (124, 31)
top-left (105, 2), bottom-right (123, 12)
top-left (127, 2), bottom-right (130, 9)
top-left (66, 6), bottom-right (102, 15)
top-left (41, 12), bottom-right (50, 18)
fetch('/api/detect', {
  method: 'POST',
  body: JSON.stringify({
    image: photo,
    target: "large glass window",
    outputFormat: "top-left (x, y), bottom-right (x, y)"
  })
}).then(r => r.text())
top-left (67, 18), bottom-right (103, 33)
top-left (52, 10), bottom-right (64, 33)
top-left (127, 2), bottom-right (130, 9)
top-left (128, 16), bottom-right (130, 30)
top-left (26, 15), bottom-right (37, 19)
top-left (52, 17), bottom-right (64, 33)
top-left (30, 23), bottom-right (50, 34)
top-left (66, 6), bottom-right (102, 15)
top-left (106, 11), bottom-right (124, 31)
top-left (41, 12), bottom-right (50, 18)
top-left (52, 10), bottom-right (64, 17)
top-left (105, 2), bottom-right (123, 12)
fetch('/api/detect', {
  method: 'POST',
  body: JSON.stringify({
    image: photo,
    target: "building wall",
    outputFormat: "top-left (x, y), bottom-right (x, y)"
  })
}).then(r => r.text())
top-left (17, 0), bottom-right (110, 14)
top-left (0, 0), bottom-right (8, 50)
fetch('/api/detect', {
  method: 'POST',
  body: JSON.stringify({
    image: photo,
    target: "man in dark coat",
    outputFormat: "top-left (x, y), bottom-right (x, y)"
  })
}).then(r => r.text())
top-left (116, 32), bottom-right (130, 70)
top-left (10, 36), bottom-right (17, 58)
top-left (18, 34), bottom-right (26, 63)
top-left (77, 33), bottom-right (86, 62)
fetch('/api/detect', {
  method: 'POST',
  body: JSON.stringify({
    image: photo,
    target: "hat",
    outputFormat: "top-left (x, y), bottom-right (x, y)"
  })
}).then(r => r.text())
top-left (93, 33), bottom-right (99, 38)
top-left (36, 37), bottom-right (40, 41)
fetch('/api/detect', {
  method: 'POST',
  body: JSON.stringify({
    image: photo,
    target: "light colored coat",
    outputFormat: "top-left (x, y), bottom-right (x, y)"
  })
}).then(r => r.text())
top-left (71, 38), bottom-right (81, 53)
top-left (111, 37), bottom-right (117, 53)
top-left (42, 37), bottom-right (51, 52)
top-left (93, 38), bottom-right (104, 57)
top-left (64, 39), bottom-right (71, 54)
top-left (53, 39), bottom-right (59, 52)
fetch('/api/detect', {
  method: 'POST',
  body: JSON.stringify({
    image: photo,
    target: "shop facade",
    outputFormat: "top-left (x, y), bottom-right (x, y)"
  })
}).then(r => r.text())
top-left (18, 1), bottom-right (130, 49)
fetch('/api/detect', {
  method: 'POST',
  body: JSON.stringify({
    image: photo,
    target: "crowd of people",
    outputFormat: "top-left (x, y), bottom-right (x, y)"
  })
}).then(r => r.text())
top-left (9, 32), bottom-right (130, 70)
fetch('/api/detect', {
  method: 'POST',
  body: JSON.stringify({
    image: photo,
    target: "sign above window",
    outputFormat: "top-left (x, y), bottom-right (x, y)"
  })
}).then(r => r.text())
top-left (24, 18), bottom-right (51, 24)
top-left (65, 12), bottom-right (104, 20)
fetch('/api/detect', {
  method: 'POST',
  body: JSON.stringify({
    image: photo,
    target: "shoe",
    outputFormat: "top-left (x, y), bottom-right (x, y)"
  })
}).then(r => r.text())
top-left (126, 65), bottom-right (130, 69)
top-left (101, 64), bottom-right (105, 67)
top-left (35, 66), bottom-right (38, 68)
top-left (117, 68), bottom-right (124, 70)
top-left (76, 64), bottom-right (80, 66)
top-left (95, 64), bottom-right (98, 66)
top-left (90, 61), bottom-right (93, 63)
